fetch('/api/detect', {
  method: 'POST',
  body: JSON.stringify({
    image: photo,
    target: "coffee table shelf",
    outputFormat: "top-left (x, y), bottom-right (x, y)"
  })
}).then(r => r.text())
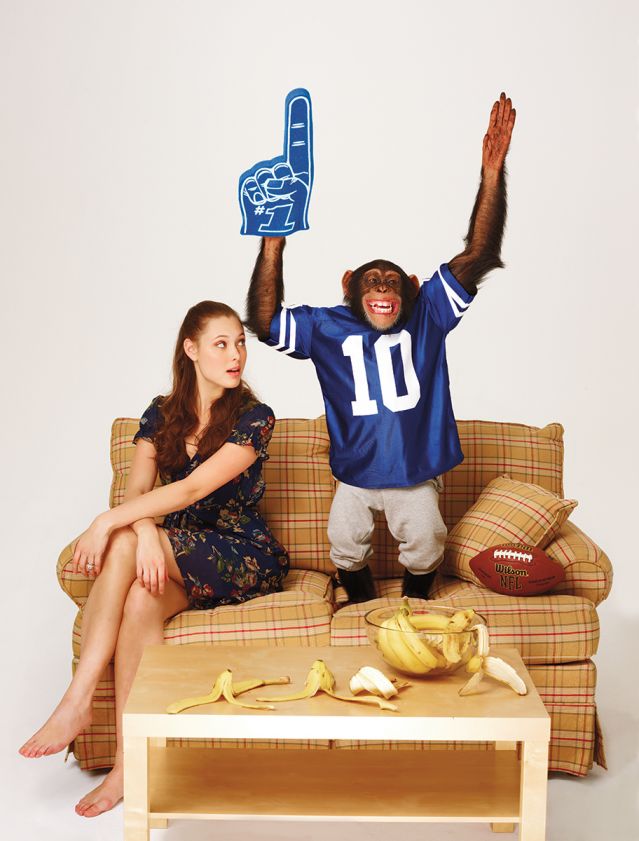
top-left (148, 746), bottom-right (521, 822)
top-left (123, 644), bottom-right (550, 839)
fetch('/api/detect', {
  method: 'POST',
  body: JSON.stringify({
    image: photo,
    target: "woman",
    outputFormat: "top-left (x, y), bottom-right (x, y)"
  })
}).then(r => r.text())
top-left (19, 300), bottom-right (289, 817)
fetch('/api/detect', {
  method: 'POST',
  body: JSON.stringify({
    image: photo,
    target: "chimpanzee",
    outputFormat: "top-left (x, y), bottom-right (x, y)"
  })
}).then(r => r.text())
top-left (245, 93), bottom-right (516, 602)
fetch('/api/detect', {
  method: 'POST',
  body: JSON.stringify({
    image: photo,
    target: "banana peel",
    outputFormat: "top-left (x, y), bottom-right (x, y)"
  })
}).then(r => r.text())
top-left (257, 659), bottom-right (399, 712)
top-left (167, 671), bottom-right (290, 713)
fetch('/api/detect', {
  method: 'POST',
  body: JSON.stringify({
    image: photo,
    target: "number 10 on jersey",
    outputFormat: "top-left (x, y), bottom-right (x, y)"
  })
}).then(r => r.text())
top-left (342, 330), bottom-right (421, 416)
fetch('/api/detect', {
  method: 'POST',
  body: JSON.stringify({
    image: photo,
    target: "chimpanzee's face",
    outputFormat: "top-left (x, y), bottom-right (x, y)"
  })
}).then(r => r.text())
top-left (342, 260), bottom-right (420, 332)
top-left (358, 267), bottom-right (404, 330)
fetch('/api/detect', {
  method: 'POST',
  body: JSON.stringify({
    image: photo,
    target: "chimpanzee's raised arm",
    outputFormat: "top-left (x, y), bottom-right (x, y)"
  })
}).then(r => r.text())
top-left (245, 237), bottom-right (286, 339)
top-left (449, 92), bottom-right (516, 295)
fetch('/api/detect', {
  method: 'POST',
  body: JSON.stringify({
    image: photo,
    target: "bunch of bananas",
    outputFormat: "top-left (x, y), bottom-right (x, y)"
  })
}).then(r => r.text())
top-left (371, 599), bottom-right (527, 696)
top-left (373, 600), bottom-right (477, 676)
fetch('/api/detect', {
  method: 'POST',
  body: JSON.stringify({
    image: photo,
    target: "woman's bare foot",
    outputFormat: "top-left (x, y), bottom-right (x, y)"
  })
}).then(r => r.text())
top-left (19, 697), bottom-right (92, 758)
top-left (75, 765), bottom-right (123, 817)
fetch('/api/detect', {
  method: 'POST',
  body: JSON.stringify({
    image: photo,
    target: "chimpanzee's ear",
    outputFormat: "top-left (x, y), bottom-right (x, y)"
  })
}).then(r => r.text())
top-left (341, 270), bottom-right (353, 298)
top-left (408, 274), bottom-right (420, 298)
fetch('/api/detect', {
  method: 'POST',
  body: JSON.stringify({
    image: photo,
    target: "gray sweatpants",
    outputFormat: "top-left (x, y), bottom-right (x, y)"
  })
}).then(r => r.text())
top-left (327, 478), bottom-right (447, 575)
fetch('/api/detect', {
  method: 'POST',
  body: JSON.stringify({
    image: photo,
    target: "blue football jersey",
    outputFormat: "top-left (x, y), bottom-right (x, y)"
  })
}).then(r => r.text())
top-left (263, 263), bottom-right (474, 488)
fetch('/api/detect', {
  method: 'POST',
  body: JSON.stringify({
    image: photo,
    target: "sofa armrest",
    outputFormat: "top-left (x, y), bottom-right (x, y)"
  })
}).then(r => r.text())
top-left (57, 536), bottom-right (94, 609)
top-left (545, 520), bottom-right (612, 605)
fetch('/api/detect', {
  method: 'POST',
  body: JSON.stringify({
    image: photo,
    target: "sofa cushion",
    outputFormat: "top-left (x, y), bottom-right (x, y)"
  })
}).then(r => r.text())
top-left (71, 568), bottom-right (333, 653)
top-left (329, 579), bottom-right (599, 664)
top-left (441, 476), bottom-right (577, 584)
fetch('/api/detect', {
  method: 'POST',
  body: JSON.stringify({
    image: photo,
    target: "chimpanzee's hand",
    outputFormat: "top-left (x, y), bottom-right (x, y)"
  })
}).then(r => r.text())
top-left (239, 88), bottom-right (314, 236)
top-left (482, 92), bottom-right (516, 173)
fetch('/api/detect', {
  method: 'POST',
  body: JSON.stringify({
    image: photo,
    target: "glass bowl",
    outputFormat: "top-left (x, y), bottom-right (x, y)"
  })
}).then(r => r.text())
top-left (364, 604), bottom-right (485, 677)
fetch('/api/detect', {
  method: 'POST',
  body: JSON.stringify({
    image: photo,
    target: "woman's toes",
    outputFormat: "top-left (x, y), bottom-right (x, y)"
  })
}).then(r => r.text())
top-left (82, 799), bottom-right (113, 818)
top-left (75, 768), bottom-right (123, 818)
top-left (18, 739), bottom-right (36, 757)
top-left (19, 699), bottom-right (91, 759)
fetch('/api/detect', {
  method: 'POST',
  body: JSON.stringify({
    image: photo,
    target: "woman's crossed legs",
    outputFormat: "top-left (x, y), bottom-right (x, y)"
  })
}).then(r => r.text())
top-left (19, 526), bottom-right (188, 817)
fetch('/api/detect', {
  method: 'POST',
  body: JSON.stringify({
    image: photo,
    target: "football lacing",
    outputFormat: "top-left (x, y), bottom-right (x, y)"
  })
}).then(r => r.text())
top-left (493, 549), bottom-right (533, 563)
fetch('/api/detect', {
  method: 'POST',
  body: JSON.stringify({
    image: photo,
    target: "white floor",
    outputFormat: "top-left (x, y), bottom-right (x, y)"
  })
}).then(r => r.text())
top-left (4, 613), bottom-right (638, 841)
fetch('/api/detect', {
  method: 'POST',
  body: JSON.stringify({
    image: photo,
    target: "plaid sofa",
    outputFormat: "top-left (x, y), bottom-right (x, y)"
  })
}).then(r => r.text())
top-left (57, 416), bottom-right (611, 775)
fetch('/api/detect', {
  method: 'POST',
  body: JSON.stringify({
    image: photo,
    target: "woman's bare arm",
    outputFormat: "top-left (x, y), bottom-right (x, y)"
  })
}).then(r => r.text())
top-left (123, 438), bottom-right (160, 538)
top-left (73, 442), bottom-right (258, 573)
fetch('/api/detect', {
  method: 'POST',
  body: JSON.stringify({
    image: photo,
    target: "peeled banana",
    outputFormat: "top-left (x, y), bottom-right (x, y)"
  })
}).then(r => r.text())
top-left (458, 642), bottom-right (528, 697)
top-left (483, 656), bottom-right (527, 695)
top-left (349, 666), bottom-right (410, 699)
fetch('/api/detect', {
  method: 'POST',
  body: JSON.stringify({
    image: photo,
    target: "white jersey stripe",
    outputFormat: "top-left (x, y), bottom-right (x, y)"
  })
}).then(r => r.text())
top-left (271, 306), bottom-right (289, 351)
top-left (282, 311), bottom-right (298, 355)
top-left (439, 269), bottom-right (470, 319)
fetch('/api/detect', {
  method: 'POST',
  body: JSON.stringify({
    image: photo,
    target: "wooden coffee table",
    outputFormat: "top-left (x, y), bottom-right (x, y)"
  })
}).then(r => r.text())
top-left (123, 644), bottom-right (550, 840)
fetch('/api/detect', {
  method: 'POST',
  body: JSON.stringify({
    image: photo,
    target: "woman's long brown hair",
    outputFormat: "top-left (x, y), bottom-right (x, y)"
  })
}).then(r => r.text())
top-left (154, 301), bottom-right (258, 478)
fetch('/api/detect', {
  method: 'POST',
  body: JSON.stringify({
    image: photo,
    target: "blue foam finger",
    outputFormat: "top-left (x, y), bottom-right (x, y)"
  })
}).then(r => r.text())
top-left (239, 88), bottom-right (314, 237)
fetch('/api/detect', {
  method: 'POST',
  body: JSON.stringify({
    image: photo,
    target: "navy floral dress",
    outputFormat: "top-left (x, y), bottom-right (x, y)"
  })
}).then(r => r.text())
top-left (133, 397), bottom-right (289, 609)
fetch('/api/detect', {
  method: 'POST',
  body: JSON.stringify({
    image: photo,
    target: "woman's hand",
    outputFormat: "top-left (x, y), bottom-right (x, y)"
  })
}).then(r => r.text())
top-left (72, 513), bottom-right (113, 577)
top-left (135, 529), bottom-right (168, 595)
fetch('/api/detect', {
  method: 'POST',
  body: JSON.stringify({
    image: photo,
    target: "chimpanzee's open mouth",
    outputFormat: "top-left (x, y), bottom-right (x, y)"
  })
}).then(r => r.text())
top-left (366, 300), bottom-right (398, 316)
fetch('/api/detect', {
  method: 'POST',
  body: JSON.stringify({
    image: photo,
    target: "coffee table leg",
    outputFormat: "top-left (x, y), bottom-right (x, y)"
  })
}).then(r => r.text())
top-left (519, 739), bottom-right (549, 841)
top-left (491, 742), bottom-right (517, 833)
top-left (148, 738), bottom-right (168, 829)
top-left (123, 734), bottom-right (150, 841)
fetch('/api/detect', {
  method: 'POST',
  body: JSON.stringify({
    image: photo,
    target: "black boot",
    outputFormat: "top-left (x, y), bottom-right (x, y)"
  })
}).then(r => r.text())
top-left (338, 566), bottom-right (377, 603)
top-left (402, 569), bottom-right (436, 599)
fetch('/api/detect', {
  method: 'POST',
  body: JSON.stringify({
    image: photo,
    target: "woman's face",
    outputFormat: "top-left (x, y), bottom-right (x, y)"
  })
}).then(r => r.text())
top-left (185, 315), bottom-right (247, 392)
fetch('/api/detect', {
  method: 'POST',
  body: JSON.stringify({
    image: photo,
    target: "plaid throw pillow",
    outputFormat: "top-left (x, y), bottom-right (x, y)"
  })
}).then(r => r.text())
top-left (442, 475), bottom-right (578, 585)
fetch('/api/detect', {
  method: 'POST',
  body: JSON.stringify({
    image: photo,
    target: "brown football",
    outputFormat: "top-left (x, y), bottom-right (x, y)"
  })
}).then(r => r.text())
top-left (469, 543), bottom-right (565, 596)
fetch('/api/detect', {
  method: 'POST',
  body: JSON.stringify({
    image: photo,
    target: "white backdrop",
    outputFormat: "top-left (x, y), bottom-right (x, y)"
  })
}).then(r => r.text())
top-left (1, 2), bottom-right (638, 839)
